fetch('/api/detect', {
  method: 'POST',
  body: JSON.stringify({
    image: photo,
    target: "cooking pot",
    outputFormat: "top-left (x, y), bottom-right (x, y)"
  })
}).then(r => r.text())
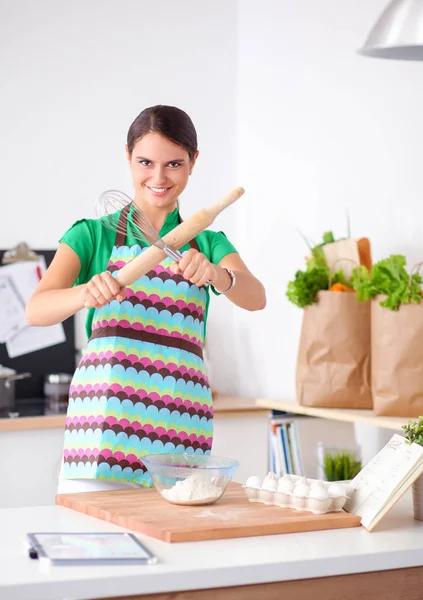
top-left (0, 366), bottom-right (31, 412)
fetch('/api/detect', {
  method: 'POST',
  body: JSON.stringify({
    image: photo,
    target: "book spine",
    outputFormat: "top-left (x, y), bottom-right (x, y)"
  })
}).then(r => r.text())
top-left (290, 422), bottom-right (304, 476)
top-left (286, 423), bottom-right (299, 475)
top-left (280, 424), bottom-right (291, 474)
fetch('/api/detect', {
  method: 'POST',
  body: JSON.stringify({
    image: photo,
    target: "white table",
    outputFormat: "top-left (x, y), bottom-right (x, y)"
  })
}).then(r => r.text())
top-left (2, 492), bottom-right (423, 600)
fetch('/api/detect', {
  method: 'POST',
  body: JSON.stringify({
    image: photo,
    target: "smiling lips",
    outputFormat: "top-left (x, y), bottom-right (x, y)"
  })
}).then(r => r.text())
top-left (147, 186), bottom-right (171, 197)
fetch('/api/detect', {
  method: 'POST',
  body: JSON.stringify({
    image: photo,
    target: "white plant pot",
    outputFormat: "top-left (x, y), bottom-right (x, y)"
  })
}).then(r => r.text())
top-left (412, 474), bottom-right (423, 521)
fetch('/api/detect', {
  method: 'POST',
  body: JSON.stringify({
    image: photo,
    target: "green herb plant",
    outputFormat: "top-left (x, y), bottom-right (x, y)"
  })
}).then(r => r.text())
top-left (323, 449), bottom-right (362, 482)
top-left (352, 255), bottom-right (423, 311)
top-left (402, 416), bottom-right (423, 447)
top-left (286, 230), bottom-right (349, 308)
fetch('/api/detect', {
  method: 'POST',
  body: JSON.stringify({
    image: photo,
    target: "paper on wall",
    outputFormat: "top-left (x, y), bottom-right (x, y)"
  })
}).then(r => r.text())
top-left (0, 259), bottom-right (66, 358)
top-left (0, 276), bottom-right (27, 342)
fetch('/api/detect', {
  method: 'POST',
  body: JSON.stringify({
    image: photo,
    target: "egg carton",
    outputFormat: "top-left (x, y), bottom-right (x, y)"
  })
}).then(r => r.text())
top-left (243, 473), bottom-right (350, 515)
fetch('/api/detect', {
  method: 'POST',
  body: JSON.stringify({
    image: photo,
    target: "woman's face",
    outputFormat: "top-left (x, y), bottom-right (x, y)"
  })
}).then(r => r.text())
top-left (127, 132), bottom-right (197, 210)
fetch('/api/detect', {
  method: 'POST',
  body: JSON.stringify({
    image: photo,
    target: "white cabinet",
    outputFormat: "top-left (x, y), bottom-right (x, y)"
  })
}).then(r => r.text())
top-left (0, 427), bottom-right (63, 508)
top-left (0, 408), bottom-right (271, 508)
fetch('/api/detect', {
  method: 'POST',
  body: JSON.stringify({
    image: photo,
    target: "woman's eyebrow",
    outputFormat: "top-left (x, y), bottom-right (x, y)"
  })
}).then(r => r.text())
top-left (135, 156), bottom-right (186, 163)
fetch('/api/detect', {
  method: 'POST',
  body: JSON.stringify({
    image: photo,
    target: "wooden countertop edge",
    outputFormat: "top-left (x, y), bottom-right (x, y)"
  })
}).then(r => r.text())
top-left (0, 395), bottom-right (270, 432)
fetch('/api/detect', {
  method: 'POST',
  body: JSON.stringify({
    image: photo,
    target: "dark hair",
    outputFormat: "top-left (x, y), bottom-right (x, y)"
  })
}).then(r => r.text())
top-left (127, 105), bottom-right (198, 161)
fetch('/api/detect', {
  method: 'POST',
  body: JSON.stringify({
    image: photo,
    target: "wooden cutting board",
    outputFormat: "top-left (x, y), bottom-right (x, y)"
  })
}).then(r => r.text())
top-left (56, 483), bottom-right (361, 543)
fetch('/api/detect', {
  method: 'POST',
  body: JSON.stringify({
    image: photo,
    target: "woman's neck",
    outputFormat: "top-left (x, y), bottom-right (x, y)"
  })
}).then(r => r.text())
top-left (134, 197), bottom-right (177, 232)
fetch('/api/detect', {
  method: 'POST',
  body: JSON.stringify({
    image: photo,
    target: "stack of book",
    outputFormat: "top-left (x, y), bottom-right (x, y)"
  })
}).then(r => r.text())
top-left (269, 414), bottom-right (304, 476)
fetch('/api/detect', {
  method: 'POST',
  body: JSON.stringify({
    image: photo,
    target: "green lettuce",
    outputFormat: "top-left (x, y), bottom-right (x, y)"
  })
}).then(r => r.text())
top-left (352, 255), bottom-right (422, 311)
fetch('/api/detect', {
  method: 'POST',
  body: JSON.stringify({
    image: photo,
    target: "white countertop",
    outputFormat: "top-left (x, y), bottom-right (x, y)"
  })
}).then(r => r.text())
top-left (2, 491), bottom-right (423, 600)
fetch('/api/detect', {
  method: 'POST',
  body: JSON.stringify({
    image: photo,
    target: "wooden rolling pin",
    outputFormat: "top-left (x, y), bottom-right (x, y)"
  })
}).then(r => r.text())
top-left (115, 186), bottom-right (245, 286)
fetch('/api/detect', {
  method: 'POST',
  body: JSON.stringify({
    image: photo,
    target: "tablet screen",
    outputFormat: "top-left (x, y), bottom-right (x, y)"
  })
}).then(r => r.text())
top-left (27, 532), bottom-right (156, 564)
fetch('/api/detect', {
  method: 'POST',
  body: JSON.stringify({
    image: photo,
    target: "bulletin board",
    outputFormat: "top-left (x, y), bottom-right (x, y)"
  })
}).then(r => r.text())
top-left (0, 249), bottom-right (76, 400)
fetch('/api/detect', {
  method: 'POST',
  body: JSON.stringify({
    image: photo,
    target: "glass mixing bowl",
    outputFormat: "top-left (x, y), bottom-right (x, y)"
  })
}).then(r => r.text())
top-left (142, 453), bottom-right (240, 506)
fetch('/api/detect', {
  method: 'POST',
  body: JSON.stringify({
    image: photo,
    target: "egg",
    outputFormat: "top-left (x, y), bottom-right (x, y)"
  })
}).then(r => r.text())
top-left (263, 471), bottom-right (278, 483)
top-left (245, 475), bottom-right (262, 489)
top-left (277, 477), bottom-right (295, 493)
top-left (293, 482), bottom-right (310, 498)
top-left (327, 483), bottom-right (346, 498)
top-left (309, 485), bottom-right (329, 500)
top-left (262, 479), bottom-right (278, 492)
top-left (310, 479), bottom-right (326, 489)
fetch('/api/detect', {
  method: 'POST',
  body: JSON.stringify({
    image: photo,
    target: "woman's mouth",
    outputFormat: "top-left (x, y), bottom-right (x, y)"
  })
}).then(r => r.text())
top-left (147, 186), bottom-right (171, 197)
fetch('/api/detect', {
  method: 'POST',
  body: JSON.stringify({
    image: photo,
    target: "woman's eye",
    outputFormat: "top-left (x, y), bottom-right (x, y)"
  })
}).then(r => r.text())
top-left (138, 160), bottom-right (151, 166)
top-left (168, 162), bottom-right (181, 168)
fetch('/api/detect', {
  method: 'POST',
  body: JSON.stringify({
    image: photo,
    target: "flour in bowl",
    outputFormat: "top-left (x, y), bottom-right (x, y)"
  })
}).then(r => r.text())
top-left (161, 473), bottom-right (222, 503)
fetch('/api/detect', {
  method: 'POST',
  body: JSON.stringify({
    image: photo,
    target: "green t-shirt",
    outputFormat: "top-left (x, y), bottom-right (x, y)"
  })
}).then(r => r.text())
top-left (59, 207), bottom-right (237, 340)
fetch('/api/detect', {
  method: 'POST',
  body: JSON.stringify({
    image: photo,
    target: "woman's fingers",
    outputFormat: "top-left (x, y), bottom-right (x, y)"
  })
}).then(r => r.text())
top-left (169, 250), bottom-right (215, 287)
top-left (83, 272), bottom-right (126, 308)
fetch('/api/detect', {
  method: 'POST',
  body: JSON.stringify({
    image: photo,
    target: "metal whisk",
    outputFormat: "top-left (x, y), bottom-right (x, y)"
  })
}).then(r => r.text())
top-left (96, 190), bottom-right (183, 262)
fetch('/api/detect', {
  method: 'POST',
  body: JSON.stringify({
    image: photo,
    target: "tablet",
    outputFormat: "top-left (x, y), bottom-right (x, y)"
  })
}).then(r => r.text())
top-left (26, 532), bottom-right (158, 565)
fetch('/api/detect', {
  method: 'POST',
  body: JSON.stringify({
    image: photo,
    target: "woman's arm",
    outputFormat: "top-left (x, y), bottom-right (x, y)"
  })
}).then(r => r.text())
top-left (25, 244), bottom-right (125, 326)
top-left (170, 249), bottom-right (266, 311)
top-left (213, 252), bottom-right (266, 311)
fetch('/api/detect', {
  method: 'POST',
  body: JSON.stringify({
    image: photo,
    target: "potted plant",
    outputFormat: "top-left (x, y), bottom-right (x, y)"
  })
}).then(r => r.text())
top-left (402, 417), bottom-right (423, 521)
top-left (322, 448), bottom-right (362, 482)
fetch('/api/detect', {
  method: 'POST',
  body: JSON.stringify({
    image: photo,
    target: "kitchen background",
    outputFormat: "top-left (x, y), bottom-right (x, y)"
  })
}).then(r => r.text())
top-left (2, 0), bottom-right (423, 470)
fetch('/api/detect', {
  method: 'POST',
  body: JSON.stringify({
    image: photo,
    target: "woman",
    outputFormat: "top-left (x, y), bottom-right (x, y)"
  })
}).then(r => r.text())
top-left (26, 105), bottom-right (266, 493)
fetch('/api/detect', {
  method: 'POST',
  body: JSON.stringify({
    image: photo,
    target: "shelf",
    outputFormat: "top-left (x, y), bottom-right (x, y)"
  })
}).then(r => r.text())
top-left (255, 399), bottom-right (410, 431)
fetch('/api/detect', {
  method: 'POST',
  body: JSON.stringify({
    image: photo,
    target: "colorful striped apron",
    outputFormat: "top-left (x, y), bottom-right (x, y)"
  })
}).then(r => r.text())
top-left (62, 209), bottom-right (213, 487)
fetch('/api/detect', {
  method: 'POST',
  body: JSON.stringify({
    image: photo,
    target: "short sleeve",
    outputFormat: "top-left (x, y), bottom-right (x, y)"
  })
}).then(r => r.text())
top-left (59, 219), bottom-right (95, 285)
top-left (210, 231), bottom-right (237, 265)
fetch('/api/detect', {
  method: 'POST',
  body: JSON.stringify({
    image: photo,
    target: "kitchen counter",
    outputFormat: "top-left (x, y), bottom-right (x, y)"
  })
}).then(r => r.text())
top-left (0, 394), bottom-right (267, 432)
top-left (1, 395), bottom-right (413, 434)
top-left (2, 491), bottom-right (423, 600)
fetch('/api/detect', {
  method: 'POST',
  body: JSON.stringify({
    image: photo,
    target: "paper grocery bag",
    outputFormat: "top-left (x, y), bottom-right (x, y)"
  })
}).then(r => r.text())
top-left (296, 291), bottom-right (372, 409)
top-left (372, 297), bottom-right (423, 417)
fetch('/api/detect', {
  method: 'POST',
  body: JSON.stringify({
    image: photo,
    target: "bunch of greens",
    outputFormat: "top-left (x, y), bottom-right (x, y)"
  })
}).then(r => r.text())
top-left (286, 231), bottom-right (348, 308)
top-left (323, 449), bottom-right (362, 482)
top-left (352, 255), bottom-right (422, 311)
top-left (402, 417), bottom-right (423, 447)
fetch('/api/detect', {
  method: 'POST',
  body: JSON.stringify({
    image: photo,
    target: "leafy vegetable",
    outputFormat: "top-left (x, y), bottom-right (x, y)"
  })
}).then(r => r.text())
top-left (286, 231), bottom-right (352, 308)
top-left (322, 231), bottom-right (335, 244)
top-left (286, 263), bottom-right (348, 308)
top-left (286, 229), bottom-right (358, 308)
top-left (352, 255), bottom-right (422, 311)
top-left (286, 268), bottom-right (329, 308)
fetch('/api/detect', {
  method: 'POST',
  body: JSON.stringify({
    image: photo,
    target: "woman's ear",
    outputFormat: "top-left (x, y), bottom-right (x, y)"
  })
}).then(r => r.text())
top-left (125, 144), bottom-right (131, 163)
top-left (190, 150), bottom-right (200, 175)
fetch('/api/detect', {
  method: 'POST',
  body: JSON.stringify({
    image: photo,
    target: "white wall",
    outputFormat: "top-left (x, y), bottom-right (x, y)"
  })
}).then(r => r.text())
top-left (233, 0), bottom-right (423, 400)
top-left (3, 0), bottom-right (423, 409)
top-left (0, 0), bottom-right (239, 383)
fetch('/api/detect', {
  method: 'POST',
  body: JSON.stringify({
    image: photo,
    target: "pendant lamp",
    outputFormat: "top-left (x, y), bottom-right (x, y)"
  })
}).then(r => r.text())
top-left (358, 0), bottom-right (423, 60)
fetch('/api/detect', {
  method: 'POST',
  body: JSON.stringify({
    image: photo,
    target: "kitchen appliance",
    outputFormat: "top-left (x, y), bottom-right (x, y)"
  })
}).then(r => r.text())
top-left (0, 365), bottom-right (31, 415)
top-left (44, 373), bottom-right (72, 414)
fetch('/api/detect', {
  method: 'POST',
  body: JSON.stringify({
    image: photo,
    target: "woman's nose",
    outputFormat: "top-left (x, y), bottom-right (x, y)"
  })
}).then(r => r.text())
top-left (151, 165), bottom-right (167, 184)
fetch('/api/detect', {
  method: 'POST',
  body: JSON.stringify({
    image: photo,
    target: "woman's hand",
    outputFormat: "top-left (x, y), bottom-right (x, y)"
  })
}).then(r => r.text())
top-left (82, 272), bottom-right (126, 308)
top-left (170, 249), bottom-right (217, 287)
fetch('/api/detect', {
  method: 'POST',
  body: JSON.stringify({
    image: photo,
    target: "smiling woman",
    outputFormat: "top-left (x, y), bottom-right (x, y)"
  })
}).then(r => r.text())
top-left (25, 104), bottom-right (266, 496)
top-left (125, 106), bottom-right (198, 227)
